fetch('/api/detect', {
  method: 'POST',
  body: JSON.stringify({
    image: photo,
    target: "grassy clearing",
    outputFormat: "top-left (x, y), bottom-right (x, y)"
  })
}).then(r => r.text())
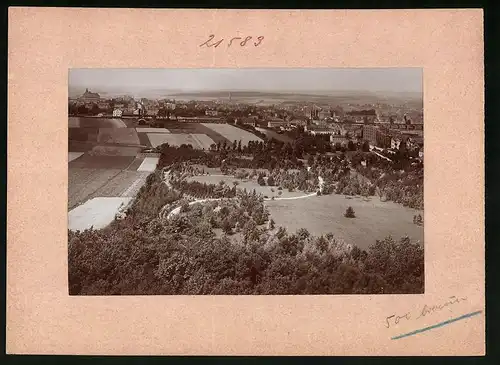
top-left (187, 174), bottom-right (306, 199)
top-left (201, 123), bottom-right (263, 145)
top-left (265, 194), bottom-right (424, 250)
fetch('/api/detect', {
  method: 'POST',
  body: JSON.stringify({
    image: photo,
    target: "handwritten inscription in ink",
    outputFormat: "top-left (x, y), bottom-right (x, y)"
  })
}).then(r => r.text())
top-left (200, 35), bottom-right (264, 48)
top-left (384, 296), bottom-right (468, 329)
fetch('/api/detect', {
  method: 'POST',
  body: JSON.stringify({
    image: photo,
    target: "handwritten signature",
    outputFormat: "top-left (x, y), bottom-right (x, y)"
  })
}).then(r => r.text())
top-left (200, 34), bottom-right (264, 48)
top-left (385, 296), bottom-right (468, 329)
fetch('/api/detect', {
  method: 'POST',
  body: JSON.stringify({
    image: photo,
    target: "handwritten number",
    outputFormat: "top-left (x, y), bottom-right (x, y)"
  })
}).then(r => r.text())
top-left (213, 38), bottom-right (224, 48)
top-left (200, 34), bottom-right (224, 48)
top-left (228, 37), bottom-right (242, 47)
top-left (200, 34), bottom-right (215, 47)
top-left (202, 35), bottom-right (264, 48)
top-left (240, 36), bottom-right (252, 46)
top-left (254, 36), bottom-right (264, 47)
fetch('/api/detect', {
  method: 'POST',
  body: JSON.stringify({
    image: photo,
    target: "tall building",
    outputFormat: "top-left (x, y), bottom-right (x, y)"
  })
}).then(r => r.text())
top-left (79, 88), bottom-right (100, 102)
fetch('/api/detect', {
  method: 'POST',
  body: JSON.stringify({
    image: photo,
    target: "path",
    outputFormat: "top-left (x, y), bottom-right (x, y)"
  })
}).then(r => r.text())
top-left (160, 171), bottom-right (323, 219)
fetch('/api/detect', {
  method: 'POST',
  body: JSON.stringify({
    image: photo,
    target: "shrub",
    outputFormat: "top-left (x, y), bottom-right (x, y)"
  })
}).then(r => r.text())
top-left (344, 206), bottom-right (355, 218)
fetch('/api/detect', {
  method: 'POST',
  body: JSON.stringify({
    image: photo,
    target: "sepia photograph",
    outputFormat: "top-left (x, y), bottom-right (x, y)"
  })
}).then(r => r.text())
top-left (68, 68), bottom-right (424, 296)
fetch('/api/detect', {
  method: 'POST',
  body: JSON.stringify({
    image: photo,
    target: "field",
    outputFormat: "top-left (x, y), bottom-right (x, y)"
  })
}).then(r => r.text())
top-left (163, 122), bottom-right (230, 145)
top-left (146, 133), bottom-right (214, 149)
top-left (68, 197), bottom-right (132, 231)
top-left (97, 128), bottom-right (140, 145)
top-left (68, 167), bottom-right (150, 209)
top-left (137, 157), bottom-right (159, 172)
top-left (265, 195), bottom-right (424, 250)
top-left (69, 152), bottom-right (84, 162)
top-left (201, 123), bottom-right (263, 145)
top-left (136, 127), bottom-right (171, 133)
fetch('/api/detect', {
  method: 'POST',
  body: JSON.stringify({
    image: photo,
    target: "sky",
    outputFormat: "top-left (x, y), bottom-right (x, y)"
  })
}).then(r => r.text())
top-left (69, 68), bottom-right (422, 94)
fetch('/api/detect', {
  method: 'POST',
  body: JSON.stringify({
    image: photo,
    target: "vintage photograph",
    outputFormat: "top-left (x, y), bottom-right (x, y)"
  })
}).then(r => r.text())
top-left (68, 68), bottom-right (424, 295)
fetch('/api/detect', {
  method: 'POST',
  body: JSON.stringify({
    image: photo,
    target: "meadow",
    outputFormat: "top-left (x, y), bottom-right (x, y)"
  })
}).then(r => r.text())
top-left (201, 123), bottom-right (263, 146)
top-left (265, 194), bottom-right (423, 250)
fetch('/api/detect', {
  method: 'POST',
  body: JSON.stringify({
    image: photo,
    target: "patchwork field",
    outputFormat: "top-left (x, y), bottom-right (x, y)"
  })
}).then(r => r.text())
top-left (68, 168), bottom-right (122, 210)
top-left (69, 155), bottom-right (136, 169)
top-left (201, 123), bottom-right (263, 145)
top-left (68, 197), bottom-right (133, 231)
top-left (146, 133), bottom-right (214, 149)
top-left (97, 128), bottom-right (140, 145)
top-left (68, 167), bottom-right (150, 210)
top-left (265, 195), bottom-right (424, 250)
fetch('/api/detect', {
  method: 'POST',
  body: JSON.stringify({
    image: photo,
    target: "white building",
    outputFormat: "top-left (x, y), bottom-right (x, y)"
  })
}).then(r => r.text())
top-left (112, 109), bottom-right (123, 117)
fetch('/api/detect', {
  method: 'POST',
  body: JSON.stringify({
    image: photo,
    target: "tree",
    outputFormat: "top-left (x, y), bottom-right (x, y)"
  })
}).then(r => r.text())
top-left (347, 140), bottom-right (356, 151)
top-left (344, 206), bottom-right (355, 218)
top-left (180, 202), bottom-right (190, 213)
top-left (222, 219), bottom-right (233, 235)
top-left (362, 141), bottom-right (370, 152)
top-left (237, 140), bottom-right (242, 153)
top-left (257, 174), bottom-right (266, 186)
top-left (267, 175), bottom-right (275, 186)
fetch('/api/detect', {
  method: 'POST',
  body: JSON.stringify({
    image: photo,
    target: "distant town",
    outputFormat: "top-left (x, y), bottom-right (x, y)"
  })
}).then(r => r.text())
top-left (69, 88), bottom-right (424, 160)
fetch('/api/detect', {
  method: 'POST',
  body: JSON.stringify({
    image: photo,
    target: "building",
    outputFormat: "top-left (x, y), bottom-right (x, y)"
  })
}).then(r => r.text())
top-left (362, 125), bottom-right (378, 144)
top-left (318, 109), bottom-right (332, 120)
top-left (165, 102), bottom-right (176, 110)
top-left (305, 126), bottom-right (338, 136)
top-left (205, 110), bottom-right (219, 116)
top-left (363, 125), bottom-right (392, 148)
top-left (79, 88), bottom-right (100, 102)
top-left (239, 117), bottom-right (258, 127)
top-left (330, 135), bottom-right (349, 147)
top-left (267, 118), bottom-right (288, 128)
top-left (289, 119), bottom-right (308, 127)
top-left (112, 109), bottom-right (123, 117)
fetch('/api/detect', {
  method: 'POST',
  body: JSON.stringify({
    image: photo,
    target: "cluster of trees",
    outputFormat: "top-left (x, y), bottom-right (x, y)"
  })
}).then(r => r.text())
top-left (171, 180), bottom-right (238, 200)
top-left (68, 103), bottom-right (105, 116)
top-left (413, 214), bottom-right (424, 226)
top-left (344, 206), bottom-right (356, 218)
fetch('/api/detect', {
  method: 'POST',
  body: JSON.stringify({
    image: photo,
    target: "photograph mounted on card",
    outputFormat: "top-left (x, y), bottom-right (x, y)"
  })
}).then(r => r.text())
top-left (7, 7), bottom-right (484, 356)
